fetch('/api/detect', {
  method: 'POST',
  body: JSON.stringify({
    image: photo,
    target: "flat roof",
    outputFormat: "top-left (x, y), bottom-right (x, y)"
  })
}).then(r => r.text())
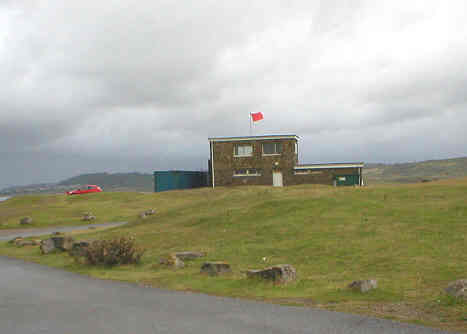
top-left (294, 162), bottom-right (364, 170)
top-left (208, 134), bottom-right (299, 142)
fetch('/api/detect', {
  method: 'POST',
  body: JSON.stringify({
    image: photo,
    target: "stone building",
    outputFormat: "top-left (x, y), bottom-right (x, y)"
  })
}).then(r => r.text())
top-left (208, 134), bottom-right (363, 187)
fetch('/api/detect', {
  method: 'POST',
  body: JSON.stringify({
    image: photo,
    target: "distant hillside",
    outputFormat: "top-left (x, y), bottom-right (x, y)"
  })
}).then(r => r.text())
top-left (58, 172), bottom-right (153, 191)
top-left (0, 172), bottom-right (153, 195)
top-left (363, 157), bottom-right (467, 184)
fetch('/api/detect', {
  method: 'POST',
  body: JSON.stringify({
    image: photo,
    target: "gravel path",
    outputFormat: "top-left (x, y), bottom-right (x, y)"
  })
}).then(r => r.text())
top-left (0, 222), bottom-right (127, 241)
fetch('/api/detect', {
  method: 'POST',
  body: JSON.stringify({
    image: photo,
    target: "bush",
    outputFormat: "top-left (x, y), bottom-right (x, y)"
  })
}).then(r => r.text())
top-left (84, 236), bottom-right (145, 266)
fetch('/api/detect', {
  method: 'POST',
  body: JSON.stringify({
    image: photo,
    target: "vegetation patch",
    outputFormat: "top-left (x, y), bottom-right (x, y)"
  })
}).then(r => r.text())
top-left (0, 179), bottom-right (466, 332)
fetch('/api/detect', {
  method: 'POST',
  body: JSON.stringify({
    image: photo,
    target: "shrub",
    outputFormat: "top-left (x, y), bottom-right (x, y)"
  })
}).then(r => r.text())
top-left (84, 236), bottom-right (145, 266)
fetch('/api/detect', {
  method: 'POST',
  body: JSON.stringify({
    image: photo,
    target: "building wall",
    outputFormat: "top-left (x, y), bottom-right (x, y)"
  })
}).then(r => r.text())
top-left (288, 167), bottom-right (361, 186)
top-left (212, 138), bottom-right (298, 187)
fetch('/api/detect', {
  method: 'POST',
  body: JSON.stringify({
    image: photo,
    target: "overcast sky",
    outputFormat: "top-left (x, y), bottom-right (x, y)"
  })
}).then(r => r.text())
top-left (1, 0), bottom-right (467, 188)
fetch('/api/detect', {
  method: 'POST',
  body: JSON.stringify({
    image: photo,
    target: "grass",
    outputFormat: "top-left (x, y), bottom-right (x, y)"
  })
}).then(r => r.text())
top-left (0, 179), bottom-right (466, 332)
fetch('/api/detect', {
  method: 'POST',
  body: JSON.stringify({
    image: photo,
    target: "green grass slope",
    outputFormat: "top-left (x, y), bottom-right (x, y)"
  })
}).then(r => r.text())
top-left (0, 180), bottom-right (466, 332)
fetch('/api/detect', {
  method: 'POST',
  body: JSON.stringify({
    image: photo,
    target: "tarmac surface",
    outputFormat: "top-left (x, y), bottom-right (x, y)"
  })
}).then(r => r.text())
top-left (0, 226), bottom-right (456, 334)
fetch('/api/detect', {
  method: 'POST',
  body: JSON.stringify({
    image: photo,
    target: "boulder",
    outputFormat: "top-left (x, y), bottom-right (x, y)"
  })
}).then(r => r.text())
top-left (200, 262), bottom-right (231, 276)
top-left (348, 279), bottom-right (378, 293)
top-left (69, 241), bottom-right (91, 257)
top-left (40, 239), bottom-right (57, 254)
top-left (145, 209), bottom-right (156, 216)
top-left (160, 254), bottom-right (184, 269)
top-left (174, 251), bottom-right (205, 261)
top-left (82, 213), bottom-right (96, 221)
top-left (246, 264), bottom-right (297, 284)
top-left (138, 212), bottom-right (147, 219)
top-left (8, 237), bottom-right (23, 244)
top-left (19, 217), bottom-right (32, 225)
top-left (15, 240), bottom-right (39, 247)
top-left (445, 279), bottom-right (467, 299)
top-left (40, 236), bottom-right (74, 254)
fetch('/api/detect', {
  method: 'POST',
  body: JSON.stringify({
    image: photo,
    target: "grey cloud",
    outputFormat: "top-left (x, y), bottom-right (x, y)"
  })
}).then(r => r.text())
top-left (1, 1), bottom-right (467, 188)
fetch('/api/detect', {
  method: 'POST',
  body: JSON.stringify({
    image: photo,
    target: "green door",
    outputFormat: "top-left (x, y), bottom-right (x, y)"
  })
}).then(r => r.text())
top-left (335, 174), bottom-right (359, 186)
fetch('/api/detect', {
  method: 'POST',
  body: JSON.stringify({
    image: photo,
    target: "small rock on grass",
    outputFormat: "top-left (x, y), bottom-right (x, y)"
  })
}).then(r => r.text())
top-left (348, 279), bottom-right (378, 293)
top-left (145, 209), bottom-right (156, 216)
top-left (246, 264), bottom-right (297, 284)
top-left (15, 240), bottom-right (39, 247)
top-left (8, 237), bottom-right (23, 244)
top-left (19, 217), bottom-right (32, 225)
top-left (82, 213), bottom-right (96, 221)
top-left (159, 254), bottom-right (184, 269)
top-left (445, 279), bottom-right (467, 299)
top-left (200, 262), bottom-right (231, 276)
top-left (40, 236), bottom-right (74, 254)
top-left (173, 251), bottom-right (205, 261)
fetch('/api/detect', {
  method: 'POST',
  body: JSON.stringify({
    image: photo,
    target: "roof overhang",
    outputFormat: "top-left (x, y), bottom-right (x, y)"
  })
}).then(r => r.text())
top-left (209, 134), bottom-right (299, 142)
top-left (294, 162), bottom-right (364, 170)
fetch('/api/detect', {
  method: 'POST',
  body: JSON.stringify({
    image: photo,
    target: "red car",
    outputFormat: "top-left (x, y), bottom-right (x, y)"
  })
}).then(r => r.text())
top-left (66, 185), bottom-right (103, 195)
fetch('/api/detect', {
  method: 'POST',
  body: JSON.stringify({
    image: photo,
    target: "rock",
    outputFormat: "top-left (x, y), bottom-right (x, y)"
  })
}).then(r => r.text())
top-left (348, 279), bottom-right (378, 293)
top-left (445, 279), bottom-right (467, 299)
top-left (69, 241), bottom-right (91, 257)
top-left (246, 264), bottom-right (297, 284)
top-left (174, 251), bottom-right (205, 261)
top-left (40, 239), bottom-right (56, 254)
top-left (200, 262), bottom-right (231, 276)
top-left (40, 236), bottom-right (74, 254)
top-left (8, 237), bottom-right (23, 244)
top-left (82, 213), bottom-right (96, 221)
top-left (138, 212), bottom-right (147, 219)
top-left (19, 217), bottom-right (32, 225)
top-left (15, 240), bottom-right (38, 247)
top-left (160, 254), bottom-right (184, 269)
top-left (145, 209), bottom-right (156, 216)
top-left (88, 226), bottom-right (96, 230)
top-left (52, 231), bottom-right (62, 235)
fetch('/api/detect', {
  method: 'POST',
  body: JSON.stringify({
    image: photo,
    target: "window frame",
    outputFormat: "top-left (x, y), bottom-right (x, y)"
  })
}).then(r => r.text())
top-left (233, 168), bottom-right (262, 177)
top-left (233, 144), bottom-right (253, 157)
top-left (262, 142), bottom-right (283, 156)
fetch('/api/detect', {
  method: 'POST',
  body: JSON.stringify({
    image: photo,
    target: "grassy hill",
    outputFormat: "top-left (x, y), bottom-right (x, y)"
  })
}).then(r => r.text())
top-left (364, 157), bottom-right (467, 184)
top-left (0, 172), bottom-right (154, 195)
top-left (0, 180), bottom-right (466, 332)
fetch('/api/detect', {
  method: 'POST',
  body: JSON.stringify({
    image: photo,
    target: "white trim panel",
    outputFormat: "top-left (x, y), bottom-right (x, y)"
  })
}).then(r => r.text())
top-left (209, 135), bottom-right (299, 142)
top-left (294, 163), bottom-right (364, 170)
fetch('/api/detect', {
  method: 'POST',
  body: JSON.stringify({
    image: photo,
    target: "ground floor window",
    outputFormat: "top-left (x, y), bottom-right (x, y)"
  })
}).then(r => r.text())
top-left (233, 168), bottom-right (262, 176)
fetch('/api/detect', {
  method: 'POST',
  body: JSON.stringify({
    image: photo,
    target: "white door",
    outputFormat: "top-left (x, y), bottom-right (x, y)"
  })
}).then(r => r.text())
top-left (273, 171), bottom-right (283, 187)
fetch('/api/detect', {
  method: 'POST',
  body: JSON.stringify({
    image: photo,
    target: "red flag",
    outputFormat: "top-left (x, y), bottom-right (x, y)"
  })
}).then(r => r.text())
top-left (251, 112), bottom-right (264, 122)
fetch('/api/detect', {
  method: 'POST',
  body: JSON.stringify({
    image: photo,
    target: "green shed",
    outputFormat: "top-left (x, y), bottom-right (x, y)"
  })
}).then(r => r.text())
top-left (154, 171), bottom-right (208, 192)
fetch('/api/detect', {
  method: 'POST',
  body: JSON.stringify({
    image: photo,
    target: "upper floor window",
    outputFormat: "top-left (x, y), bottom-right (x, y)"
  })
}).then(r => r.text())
top-left (262, 142), bottom-right (282, 155)
top-left (234, 144), bottom-right (253, 157)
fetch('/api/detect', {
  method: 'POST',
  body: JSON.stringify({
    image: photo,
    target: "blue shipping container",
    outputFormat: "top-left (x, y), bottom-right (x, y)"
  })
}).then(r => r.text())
top-left (154, 171), bottom-right (208, 192)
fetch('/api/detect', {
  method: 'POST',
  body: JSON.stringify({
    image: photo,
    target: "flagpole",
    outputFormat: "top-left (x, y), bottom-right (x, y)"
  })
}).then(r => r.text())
top-left (249, 113), bottom-right (252, 136)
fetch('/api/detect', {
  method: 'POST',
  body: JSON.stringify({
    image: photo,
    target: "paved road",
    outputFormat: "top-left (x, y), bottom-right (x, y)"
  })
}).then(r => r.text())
top-left (0, 257), bottom-right (454, 334)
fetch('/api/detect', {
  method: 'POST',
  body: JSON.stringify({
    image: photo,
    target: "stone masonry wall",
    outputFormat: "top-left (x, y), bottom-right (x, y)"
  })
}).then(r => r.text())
top-left (212, 139), bottom-right (298, 187)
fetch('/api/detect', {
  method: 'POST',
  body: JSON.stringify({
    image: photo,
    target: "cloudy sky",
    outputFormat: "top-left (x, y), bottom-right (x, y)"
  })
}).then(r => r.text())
top-left (1, 0), bottom-right (467, 188)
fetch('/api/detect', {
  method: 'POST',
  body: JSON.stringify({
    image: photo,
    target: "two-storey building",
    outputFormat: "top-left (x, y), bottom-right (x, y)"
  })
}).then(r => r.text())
top-left (208, 134), bottom-right (363, 187)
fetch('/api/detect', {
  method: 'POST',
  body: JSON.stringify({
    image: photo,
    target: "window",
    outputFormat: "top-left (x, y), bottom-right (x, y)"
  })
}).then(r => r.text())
top-left (234, 144), bottom-right (253, 157)
top-left (262, 142), bottom-right (282, 155)
top-left (233, 168), bottom-right (262, 176)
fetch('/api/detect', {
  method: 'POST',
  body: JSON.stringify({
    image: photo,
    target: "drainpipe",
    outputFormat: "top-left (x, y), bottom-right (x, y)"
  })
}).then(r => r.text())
top-left (210, 141), bottom-right (215, 188)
